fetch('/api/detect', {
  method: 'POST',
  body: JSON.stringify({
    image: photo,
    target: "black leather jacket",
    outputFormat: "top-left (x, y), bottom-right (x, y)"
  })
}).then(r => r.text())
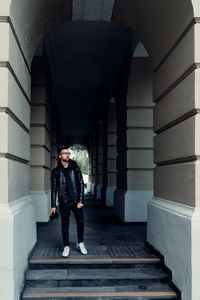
top-left (51, 159), bottom-right (84, 207)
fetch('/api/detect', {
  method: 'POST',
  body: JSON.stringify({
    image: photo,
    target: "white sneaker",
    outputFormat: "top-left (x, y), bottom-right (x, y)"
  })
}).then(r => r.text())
top-left (76, 242), bottom-right (87, 255)
top-left (62, 246), bottom-right (70, 257)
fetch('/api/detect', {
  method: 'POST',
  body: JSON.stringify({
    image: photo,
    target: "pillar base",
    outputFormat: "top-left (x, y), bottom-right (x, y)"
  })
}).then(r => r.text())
top-left (147, 197), bottom-right (200, 300)
top-left (30, 190), bottom-right (51, 222)
top-left (90, 183), bottom-right (96, 195)
top-left (114, 189), bottom-right (153, 222)
top-left (96, 184), bottom-right (103, 199)
top-left (87, 182), bottom-right (91, 193)
top-left (106, 186), bottom-right (116, 206)
top-left (0, 196), bottom-right (36, 300)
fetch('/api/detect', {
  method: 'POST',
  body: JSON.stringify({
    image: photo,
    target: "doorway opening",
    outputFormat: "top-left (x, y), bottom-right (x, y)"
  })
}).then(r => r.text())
top-left (69, 144), bottom-right (89, 193)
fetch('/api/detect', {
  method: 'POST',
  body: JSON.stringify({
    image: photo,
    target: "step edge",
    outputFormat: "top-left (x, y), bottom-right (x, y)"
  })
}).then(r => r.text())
top-left (23, 290), bottom-right (177, 297)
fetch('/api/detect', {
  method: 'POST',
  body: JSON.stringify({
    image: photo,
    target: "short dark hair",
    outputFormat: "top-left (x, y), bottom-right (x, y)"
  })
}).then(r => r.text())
top-left (58, 145), bottom-right (69, 154)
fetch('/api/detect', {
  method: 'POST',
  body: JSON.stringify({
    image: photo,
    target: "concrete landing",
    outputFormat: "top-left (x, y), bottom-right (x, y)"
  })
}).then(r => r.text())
top-left (33, 193), bottom-right (147, 258)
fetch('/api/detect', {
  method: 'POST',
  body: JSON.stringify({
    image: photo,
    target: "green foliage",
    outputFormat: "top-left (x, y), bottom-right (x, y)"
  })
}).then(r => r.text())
top-left (70, 145), bottom-right (88, 175)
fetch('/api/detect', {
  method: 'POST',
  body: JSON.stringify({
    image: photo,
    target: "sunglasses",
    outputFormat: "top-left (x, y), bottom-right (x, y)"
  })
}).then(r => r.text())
top-left (60, 152), bottom-right (71, 155)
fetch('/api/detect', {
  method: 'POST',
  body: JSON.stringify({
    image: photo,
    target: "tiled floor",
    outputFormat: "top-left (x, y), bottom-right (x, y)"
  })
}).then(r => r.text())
top-left (23, 195), bottom-right (178, 299)
top-left (32, 194), bottom-right (148, 259)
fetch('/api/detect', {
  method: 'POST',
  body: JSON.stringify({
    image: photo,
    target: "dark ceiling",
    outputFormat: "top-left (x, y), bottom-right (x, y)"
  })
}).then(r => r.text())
top-left (44, 20), bottom-right (133, 143)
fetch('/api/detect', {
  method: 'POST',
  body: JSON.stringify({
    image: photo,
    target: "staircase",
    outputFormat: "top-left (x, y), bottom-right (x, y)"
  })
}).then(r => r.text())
top-left (21, 248), bottom-right (179, 300)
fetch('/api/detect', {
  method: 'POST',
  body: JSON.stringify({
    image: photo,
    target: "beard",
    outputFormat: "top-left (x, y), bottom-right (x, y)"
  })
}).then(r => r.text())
top-left (62, 158), bottom-right (69, 162)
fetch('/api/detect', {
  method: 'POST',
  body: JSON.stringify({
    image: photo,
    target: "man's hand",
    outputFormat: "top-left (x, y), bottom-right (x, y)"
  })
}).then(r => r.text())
top-left (50, 207), bottom-right (56, 215)
top-left (77, 203), bottom-right (83, 209)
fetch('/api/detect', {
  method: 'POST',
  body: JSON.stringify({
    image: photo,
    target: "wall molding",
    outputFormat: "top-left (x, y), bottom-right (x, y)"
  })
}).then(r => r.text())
top-left (0, 16), bottom-right (31, 74)
top-left (0, 107), bottom-right (30, 134)
top-left (149, 195), bottom-right (200, 222)
top-left (30, 165), bottom-right (51, 170)
top-left (117, 167), bottom-right (153, 171)
top-left (117, 147), bottom-right (154, 155)
top-left (154, 63), bottom-right (200, 104)
top-left (30, 145), bottom-right (51, 153)
top-left (154, 17), bottom-right (200, 73)
top-left (0, 61), bottom-right (31, 105)
top-left (155, 108), bottom-right (200, 134)
top-left (155, 155), bottom-right (198, 166)
top-left (30, 123), bottom-right (51, 136)
top-left (127, 106), bottom-right (154, 109)
top-left (0, 153), bottom-right (29, 164)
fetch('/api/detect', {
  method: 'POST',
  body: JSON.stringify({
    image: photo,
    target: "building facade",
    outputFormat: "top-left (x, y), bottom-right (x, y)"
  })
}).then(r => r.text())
top-left (0, 1), bottom-right (200, 299)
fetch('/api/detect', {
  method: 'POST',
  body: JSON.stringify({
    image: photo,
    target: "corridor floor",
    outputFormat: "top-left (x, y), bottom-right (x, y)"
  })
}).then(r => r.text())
top-left (32, 193), bottom-right (149, 259)
top-left (23, 194), bottom-right (178, 299)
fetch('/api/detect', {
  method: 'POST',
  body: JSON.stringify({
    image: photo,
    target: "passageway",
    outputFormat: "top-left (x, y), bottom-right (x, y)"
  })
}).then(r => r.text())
top-left (34, 194), bottom-right (147, 251)
top-left (21, 194), bottom-right (178, 299)
top-left (1, 1), bottom-right (199, 299)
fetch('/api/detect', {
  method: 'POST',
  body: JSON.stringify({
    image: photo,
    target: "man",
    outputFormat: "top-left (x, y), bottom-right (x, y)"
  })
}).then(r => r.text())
top-left (50, 147), bottom-right (87, 257)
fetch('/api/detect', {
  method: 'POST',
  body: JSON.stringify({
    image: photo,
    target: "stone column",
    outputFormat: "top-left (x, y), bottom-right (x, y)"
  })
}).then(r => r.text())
top-left (0, 18), bottom-right (36, 300)
top-left (105, 98), bottom-right (117, 206)
top-left (30, 66), bottom-right (51, 222)
top-left (50, 131), bottom-right (58, 170)
top-left (90, 132), bottom-right (97, 195)
top-left (87, 149), bottom-right (92, 193)
top-left (115, 57), bottom-right (154, 221)
top-left (146, 18), bottom-right (200, 300)
top-left (96, 121), bottom-right (104, 199)
top-left (114, 55), bottom-right (153, 222)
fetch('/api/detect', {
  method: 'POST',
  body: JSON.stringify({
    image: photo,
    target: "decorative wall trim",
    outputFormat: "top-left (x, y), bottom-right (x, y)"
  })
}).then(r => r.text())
top-left (127, 106), bottom-right (154, 109)
top-left (154, 17), bottom-right (200, 73)
top-left (149, 196), bottom-right (197, 217)
top-left (117, 147), bottom-right (153, 154)
top-left (30, 124), bottom-right (51, 136)
top-left (0, 107), bottom-right (30, 133)
top-left (127, 126), bottom-right (154, 129)
top-left (0, 153), bottom-right (29, 164)
top-left (124, 168), bottom-right (154, 171)
top-left (30, 145), bottom-right (51, 153)
top-left (154, 63), bottom-right (200, 104)
top-left (0, 61), bottom-right (31, 104)
top-left (117, 126), bottom-right (153, 136)
top-left (155, 155), bottom-right (198, 166)
top-left (30, 165), bottom-right (51, 170)
top-left (155, 108), bottom-right (199, 134)
top-left (0, 16), bottom-right (31, 73)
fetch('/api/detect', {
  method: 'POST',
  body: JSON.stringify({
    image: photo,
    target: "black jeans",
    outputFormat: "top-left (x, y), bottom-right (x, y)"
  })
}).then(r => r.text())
top-left (59, 202), bottom-right (84, 246)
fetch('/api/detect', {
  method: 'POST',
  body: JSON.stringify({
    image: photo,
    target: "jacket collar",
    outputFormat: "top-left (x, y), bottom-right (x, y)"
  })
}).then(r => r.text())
top-left (58, 159), bottom-right (74, 170)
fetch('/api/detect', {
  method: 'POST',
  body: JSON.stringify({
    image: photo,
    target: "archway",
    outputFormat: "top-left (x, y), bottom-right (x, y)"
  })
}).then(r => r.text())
top-left (0, 1), bottom-right (199, 299)
top-left (69, 144), bottom-right (89, 193)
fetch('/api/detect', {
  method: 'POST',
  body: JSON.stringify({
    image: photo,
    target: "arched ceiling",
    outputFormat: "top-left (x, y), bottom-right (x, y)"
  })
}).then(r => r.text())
top-left (43, 20), bottom-right (133, 140)
top-left (4, 0), bottom-right (196, 145)
top-left (9, 0), bottom-right (195, 68)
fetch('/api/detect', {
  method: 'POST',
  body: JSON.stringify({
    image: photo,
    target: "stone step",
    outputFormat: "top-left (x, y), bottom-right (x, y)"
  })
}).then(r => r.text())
top-left (22, 285), bottom-right (177, 299)
top-left (29, 257), bottom-right (162, 270)
top-left (25, 268), bottom-right (169, 287)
